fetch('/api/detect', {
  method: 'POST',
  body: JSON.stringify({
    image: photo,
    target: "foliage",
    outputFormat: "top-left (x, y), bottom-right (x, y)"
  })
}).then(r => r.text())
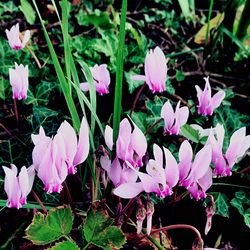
top-left (25, 205), bottom-right (73, 245)
top-left (84, 201), bottom-right (126, 249)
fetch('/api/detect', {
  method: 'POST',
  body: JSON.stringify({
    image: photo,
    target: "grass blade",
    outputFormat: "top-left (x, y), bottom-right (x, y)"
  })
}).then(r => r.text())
top-left (78, 61), bottom-right (97, 135)
top-left (62, 0), bottom-right (71, 92)
top-left (205, 0), bottom-right (214, 45)
top-left (32, 0), bottom-right (80, 131)
top-left (112, 0), bottom-right (127, 143)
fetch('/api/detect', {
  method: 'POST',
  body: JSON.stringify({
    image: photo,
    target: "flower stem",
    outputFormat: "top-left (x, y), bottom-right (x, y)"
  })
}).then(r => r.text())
top-left (13, 99), bottom-right (19, 124)
top-left (140, 224), bottom-right (203, 249)
top-left (31, 190), bottom-right (47, 214)
top-left (130, 83), bottom-right (146, 116)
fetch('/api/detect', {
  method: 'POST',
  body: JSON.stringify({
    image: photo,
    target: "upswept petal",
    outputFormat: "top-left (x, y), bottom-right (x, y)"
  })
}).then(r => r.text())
top-left (109, 157), bottom-right (122, 186)
top-left (211, 90), bottom-right (225, 109)
top-left (153, 144), bottom-right (163, 167)
top-left (131, 122), bottom-right (147, 160)
top-left (57, 120), bottom-right (77, 166)
top-left (73, 116), bottom-right (90, 166)
top-left (113, 182), bottom-right (144, 199)
top-left (146, 159), bottom-right (166, 186)
top-left (161, 101), bottom-right (175, 130)
top-left (163, 147), bottom-right (179, 188)
top-left (104, 125), bottom-right (113, 150)
top-left (191, 145), bottom-right (212, 180)
top-left (178, 140), bottom-right (193, 181)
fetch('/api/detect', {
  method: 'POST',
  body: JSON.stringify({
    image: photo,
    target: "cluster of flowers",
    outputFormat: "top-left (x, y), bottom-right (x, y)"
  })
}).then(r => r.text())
top-left (3, 117), bottom-right (89, 209)
top-left (3, 24), bottom-right (249, 238)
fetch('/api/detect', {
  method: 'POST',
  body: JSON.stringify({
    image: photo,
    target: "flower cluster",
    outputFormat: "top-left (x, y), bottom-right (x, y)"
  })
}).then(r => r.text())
top-left (32, 117), bottom-right (89, 193)
top-left (2, 117), bottom-right (89, 208)
top-left (6, 23), bottom-right (30, 100)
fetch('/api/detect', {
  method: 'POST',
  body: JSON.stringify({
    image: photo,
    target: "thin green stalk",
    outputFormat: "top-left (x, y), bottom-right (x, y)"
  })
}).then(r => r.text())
top-left (142, 229), bottom-right (165, 250)
top-left (205, 0), bottom-right (214, 45)
top-left (79, 61), bottom-right (97, 135)
top-left (112, 0), bottom-right (127, 143)
top-left (212, 183), bottom-right (250, 189)
top-left (71, 81), bottom-right (104, 136)
top-left (62, 0), bottom-right (71, 92)
top-left (32, 0), bottom-right (80, 131)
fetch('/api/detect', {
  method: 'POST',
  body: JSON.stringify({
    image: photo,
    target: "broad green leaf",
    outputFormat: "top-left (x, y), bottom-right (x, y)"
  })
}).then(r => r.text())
top-left (84, 201), bottom-right (126, 250)
top-left (25, 205), bottom-right (73, 245)
top-left (48, 241), bottom-right (80, 250)
top-left (19, 0), bottom-right (36, 24)
top-left (180, 124), bottom-right (200, 143)
top-left (231, 197), bottom-right (244, 215)
top-left (211, 192), bottom-right (230, 218)
top-left (131, 112), bottom-right (148, 133)
top-left (230, 192), bottom-right (250, 228)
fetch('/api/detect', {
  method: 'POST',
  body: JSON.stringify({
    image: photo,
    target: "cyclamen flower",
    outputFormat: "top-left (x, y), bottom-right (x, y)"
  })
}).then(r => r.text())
top-left (80, 64), bottom-right (110, 95)
top-left (178, 141), bottom-right (212, 200)
top-left (206, 124), bottom-right (250, 176)
top-left (32, 117), bottom-right (89, 193)
top-left (114, 144), bottom-right (179, 199)
top-left (9, 63), bottom-right (29, 100)
top-left (161, 101), bottom-right (189, 135)
top-left (195, 77), bottom-right (225, 116)
top-left (132, 46), bottom-right (167, 93)
top-left (5, 23), bottom-right (30, 50)
top-left (104, 118), bottom-right (147, 168)
top-left (2, 164), bottom-right (35, 209)
top-left (100, 157), bottom-right (138, 187)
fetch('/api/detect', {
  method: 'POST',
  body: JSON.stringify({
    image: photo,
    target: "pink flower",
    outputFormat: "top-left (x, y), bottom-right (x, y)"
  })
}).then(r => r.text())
top-left (80, 64), bottom-right (110, 95)
top-left (114, 144), bottom-right (179, 199)
top-left (100, 156), bottom-right (139, 187)
top-left (161, 101), bottom-right (189, 135)
top-left (195, 77), bottom-right (225, 116)
top-left (178, 140), bottom-right (212, 200)
top-left (2, 164), bottom-right (35, 209)
top-left (9, 63), bottom-right (29, 100)
top-left (207, 124), bottom-right (250, 176)
top-left (32, 117), bottom-right (89, 193)
top-left (132, 47), bottom-right (167, 93)
top-left (5, 23), bottom-right (30, 50)
top-left (104, 118), bottom-right (147, 168)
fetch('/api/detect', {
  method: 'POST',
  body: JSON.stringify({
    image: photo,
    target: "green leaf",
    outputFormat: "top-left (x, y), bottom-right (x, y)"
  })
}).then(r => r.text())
top-left (25, 205), bottom-right (73, 245)
top-left (113, 0), bottom-right (127, 143)
top-left (175, 70), bottom-right (185, 82)
top-left (244, 208), bottom-right (250, 228)
top-left (84, 201), bottom-right (126, 250)
top-left (0, 76), bottom-right (7, 100)
top-left (76, 9), bottom-right (114, 29)
top-left (19, 0), bottom-right (36, 24)
top-left (124, 71), bottom-right (144, 94)
top-left (166, 78), bottom-right (175, 94)
top-left (48, 241), bottom-right (80, 250)
top-left (145, 96), bottom-right (166, 133)
top-left (131, 112), bottom-right (148, 133)
top-left (180, 124), bottom-right (200, 143)
top-left (211, 192), bottom-right (230, 218)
